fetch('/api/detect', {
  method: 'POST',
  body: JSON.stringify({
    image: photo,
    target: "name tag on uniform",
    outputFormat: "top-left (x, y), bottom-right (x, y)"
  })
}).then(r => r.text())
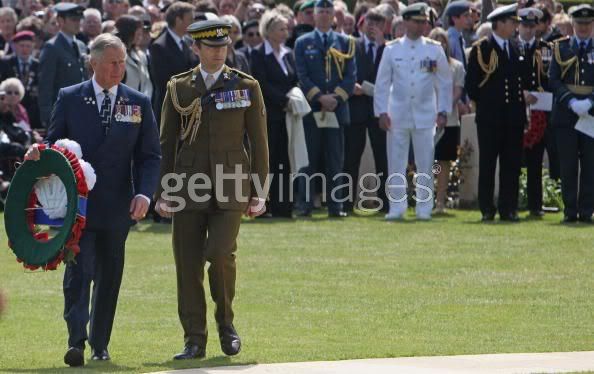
top-left (420, 58), bottom-right (437, 73)
top-left (114, 105), bottom-right (142, 124)
top-left (214, 89), bottom-right (251, 110)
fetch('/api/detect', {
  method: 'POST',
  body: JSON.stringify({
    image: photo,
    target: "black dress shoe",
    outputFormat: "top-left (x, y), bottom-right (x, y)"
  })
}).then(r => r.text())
top-left (579, 215), bottom-right (593, 223)
top-left (218, 324), bottom-right (241, 356)
top-left (91, 349), bottom-right (110, 361)
top-left (481, 213), bottom-right (495, 222)
top-left (500, 213), bottom-right (520, 222)
top-left (529, 210), bottom-right (545, 217)
top-left (173, 344), bottom-right (206, 360)
top-left (328, 211), bottom-right (348, 218)
top-left (562, 215), bottom-right (578, 223)
top-left (64, 347), bottom-right (84, 367)
top-left (296, 209), bottom-right (312, 217)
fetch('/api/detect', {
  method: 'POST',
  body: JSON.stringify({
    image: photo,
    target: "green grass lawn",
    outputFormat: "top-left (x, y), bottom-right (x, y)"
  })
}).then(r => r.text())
top-left (0, 210), bottom-right (593, 373)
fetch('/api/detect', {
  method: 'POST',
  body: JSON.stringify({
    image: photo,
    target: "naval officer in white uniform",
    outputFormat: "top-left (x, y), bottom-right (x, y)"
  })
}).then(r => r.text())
top-left (374, 2), bottom-right (452, 220)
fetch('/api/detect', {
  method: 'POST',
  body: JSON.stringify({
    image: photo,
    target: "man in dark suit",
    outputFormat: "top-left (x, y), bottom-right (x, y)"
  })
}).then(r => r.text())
top-left (24, 33), bottom-right (161, 367)
top-left (294, 0), bottom-right (356, 218)
top-left (38, 3), bottom-right (89, 128)
top-left (549, 5), bottom-right (594, 223)
top-left (0, 31), bottom-right (42, 129)
top-left (344, 9), bottom-right (387, 213)
top-left (236, 20), bottom-right (262, 66)
top-left (149, 1), bottom-right (198, 125)
top-left (465, 4), bottom-right (533, 222)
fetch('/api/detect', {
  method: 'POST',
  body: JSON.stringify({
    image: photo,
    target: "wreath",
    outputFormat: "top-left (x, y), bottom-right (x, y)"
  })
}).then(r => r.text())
top-left (5, 140), bottom-right (96, 271)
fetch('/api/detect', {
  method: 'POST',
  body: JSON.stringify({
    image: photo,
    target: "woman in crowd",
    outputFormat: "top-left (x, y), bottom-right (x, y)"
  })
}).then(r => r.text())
top-left (0, 7), bottom-right (17, 56)
top-left (220, 14), bottom-right (250, 74)
top-left (0, 78), bottom-right (30, 129)
top-left (429, 28), bottom-right (465, 214)
top-left (251, 9), bottom-right (297, 218)
top-left (115, 15), bottom-right (153, 99)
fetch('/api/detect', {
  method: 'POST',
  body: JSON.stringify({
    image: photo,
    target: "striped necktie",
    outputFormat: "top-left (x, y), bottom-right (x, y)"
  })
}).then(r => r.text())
top-left (100, 89), bottom-right (112, 135)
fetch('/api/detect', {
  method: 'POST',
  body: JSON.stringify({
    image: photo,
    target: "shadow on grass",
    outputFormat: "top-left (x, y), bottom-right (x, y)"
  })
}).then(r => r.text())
top-left (0, 362), bottom-right (134, 373)
top-left (143, 356), bottom-right (257, 371)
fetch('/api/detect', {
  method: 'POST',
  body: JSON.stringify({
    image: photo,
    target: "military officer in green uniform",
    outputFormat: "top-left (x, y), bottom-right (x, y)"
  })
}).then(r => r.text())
top-left (155, 19), bottom-right (269, 359)
top-left (549, 4), bottom-right (594, 223)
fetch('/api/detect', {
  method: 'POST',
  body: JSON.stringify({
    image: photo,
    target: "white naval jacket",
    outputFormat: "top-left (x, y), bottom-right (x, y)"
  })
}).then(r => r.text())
top-left (374, 36), bottom-right (453, 129)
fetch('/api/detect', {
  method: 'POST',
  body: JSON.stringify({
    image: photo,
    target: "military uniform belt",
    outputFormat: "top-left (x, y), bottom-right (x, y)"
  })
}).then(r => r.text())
top-left (567, 84), bottom-right (594, 95)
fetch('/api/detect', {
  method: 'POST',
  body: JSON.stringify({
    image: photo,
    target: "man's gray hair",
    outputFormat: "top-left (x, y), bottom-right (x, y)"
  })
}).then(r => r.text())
top-left (90, 33), bottom-right (126, 60)
top-left (83, 8), bottom-right (102, 20)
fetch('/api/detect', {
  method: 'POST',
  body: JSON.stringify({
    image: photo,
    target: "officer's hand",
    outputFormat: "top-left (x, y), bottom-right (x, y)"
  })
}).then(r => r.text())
top-left (155, 198), bottom-right (174, 218)
top-left (319, 94), bottom-right (338, 112)
top-left (353, 83), bottom-right (364, 96)
top-left (457, 102), bottom-right (470, 115)
top-left (436, 114), bottom-right (447, 128)
top-left (130, 196), bottom-right (149, 221)
top-left (379, 113), bottom-right (391, 131)
top-left (523, 91), bottom-right (538, 105)
top-left (245, 197), bottom-right (266, 218)
top-left (24, 144), bottom-right (40, 161)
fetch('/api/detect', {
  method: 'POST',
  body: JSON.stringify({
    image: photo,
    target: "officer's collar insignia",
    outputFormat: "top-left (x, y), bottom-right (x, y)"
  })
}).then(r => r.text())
top-left (223, 72), bottom-right (230, 80)
top-left (83, 96), bottom-right (96, 105)
top-left (191, 73), bottom-right (197, 82)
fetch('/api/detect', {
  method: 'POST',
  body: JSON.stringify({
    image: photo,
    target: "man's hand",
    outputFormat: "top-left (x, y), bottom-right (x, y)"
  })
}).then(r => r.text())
top-left (353, 83), bottom-right (364, 96)
top-left (155, 197), bottom-right (173, 218)
top-left (457, 102), bottom-right (470, 115)
top-left (130, 196), bottom-right (149, 221)
top-left (244, 197), bottom-right (266, 218)
top-left (379, 113), bottom-right (391, 131)
top-left (523, 90), bottom-right (538, 105)
top-left (319, 94), bottom-right (338, 112)
top-left (436, 113), bottom-right (447, 128)
top-left (24, 144), bottom-right (40, 161)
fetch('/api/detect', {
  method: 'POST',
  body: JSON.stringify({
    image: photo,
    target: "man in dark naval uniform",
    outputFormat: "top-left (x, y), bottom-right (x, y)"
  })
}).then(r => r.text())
top-left (465, 3), bottom-right (533, 222)
top-left (549, 4), bottom-right (594, 223)
top-left (517, 7), bottom-right (553, 218)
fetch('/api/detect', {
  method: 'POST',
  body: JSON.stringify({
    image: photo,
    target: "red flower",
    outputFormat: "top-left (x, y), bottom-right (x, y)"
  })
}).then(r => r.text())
top-left (524, 110), bottom-right (547, 149)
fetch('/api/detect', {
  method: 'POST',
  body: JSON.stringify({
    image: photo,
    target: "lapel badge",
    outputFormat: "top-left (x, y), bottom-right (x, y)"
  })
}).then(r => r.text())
top-left (83, 96), bottom-right (96, 105)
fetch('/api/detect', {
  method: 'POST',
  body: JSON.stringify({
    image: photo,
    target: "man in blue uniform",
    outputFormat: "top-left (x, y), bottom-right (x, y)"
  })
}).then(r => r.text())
top-left (25, 34), bottom-right (161, 367)
top-left (294, 0), bottom-right (356, 218)
top-left (549, 4), bottom-right (594, 223)
top-left (38, 3), bottom-right (88, 127)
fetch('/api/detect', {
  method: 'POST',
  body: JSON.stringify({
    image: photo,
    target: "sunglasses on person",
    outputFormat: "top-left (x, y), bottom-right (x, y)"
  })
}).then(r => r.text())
top-left (246, 31), bottom-right (260, 37)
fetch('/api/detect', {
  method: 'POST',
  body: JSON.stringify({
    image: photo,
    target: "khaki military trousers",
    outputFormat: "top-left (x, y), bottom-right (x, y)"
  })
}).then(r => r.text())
top-left (172, 207), bottom-right (242, 347)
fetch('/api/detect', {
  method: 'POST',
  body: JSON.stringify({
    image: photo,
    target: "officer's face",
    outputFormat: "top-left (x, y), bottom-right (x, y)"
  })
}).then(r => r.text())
top-left (91, 46), bottom-right (127, 88)
top-left (573, 21), bottom-right (593, 40)
top-left (453, 12), bottom-right (473, 30)
top-left (14, 40), bottom-right (34, 60)
top-left (193, 42), bottom-right (228, 71)
top-left (519, 23), bottom-right (537, 41)
top-left (314, 7), bottom-right (334, 31)
top-left (405, 19), bottom-right (427, 39)
top-left (59, 15), bottom-right (82, 35)
top-left (495, 18), bottom-right (518, 39)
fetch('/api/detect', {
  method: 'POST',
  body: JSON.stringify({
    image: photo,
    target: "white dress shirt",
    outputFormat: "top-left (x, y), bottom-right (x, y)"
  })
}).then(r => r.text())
top-left (264, 40), bottom-right (290, 75)
top-left (492, 32), bottom-right (510, 56)
top-left (199, 64), bottom-right (225, 87)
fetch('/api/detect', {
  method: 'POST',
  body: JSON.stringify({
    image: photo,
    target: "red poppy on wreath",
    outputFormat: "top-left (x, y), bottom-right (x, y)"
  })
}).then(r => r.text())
top-left (5, 140), bottom-right (96, 271)
top-left (524, 110), bottom-right (547, 149)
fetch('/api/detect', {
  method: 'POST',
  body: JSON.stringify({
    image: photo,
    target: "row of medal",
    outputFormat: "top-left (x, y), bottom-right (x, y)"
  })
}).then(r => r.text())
top-left (420, 57), bottom-right (437, 73)
top-left (214, 89), bottom-right (252, 110)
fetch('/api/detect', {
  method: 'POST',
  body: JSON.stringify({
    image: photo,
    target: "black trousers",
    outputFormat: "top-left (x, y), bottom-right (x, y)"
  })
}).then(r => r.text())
top-left (343, 121), bottom-right (388, 212)
top-left (555, 127), bottom-right (594, 218)
top-left (524, 138), bottom-right (546, 212)
top-left (476, 121), bottom-right (524, 216)
top-left (267, 118), bottom-right (293, 217)
top-left (63, 227), bottom-right (130, 351)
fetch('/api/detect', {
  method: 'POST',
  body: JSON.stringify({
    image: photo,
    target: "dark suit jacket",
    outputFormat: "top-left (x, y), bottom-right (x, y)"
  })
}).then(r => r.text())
top-left (47, 81), bottom-right (161, 230)
top-left (250, 43), bottom-right (297, 123)
top-left (0, 55), bottom-right (42, 129)
top-left (149, 30), bottom-right (198, 124)
top-left (226, 49), bottom-right (250, 75)
top-left (465, 36), bottom-right (529, 127)
top-left (349, 37), bottom-right (384, 125)
top-left (38, 33), bottom-right (88, 126)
